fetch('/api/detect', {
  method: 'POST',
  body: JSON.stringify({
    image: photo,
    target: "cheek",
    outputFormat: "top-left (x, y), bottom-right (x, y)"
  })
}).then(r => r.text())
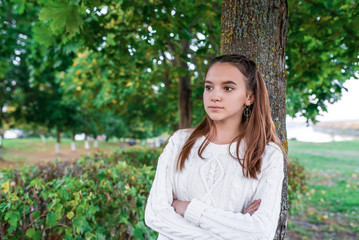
top-left (203, 92), bottom-right (209, 103)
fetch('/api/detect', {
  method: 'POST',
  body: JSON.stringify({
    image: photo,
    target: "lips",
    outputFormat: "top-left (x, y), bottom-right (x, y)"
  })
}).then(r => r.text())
top-left (208, 106), bottom-right (224, 110)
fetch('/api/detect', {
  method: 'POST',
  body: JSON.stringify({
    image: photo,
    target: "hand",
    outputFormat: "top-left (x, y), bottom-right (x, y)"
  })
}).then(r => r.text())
top-left (172, 199), bottom-right (191, 217)
top-left (242, 199), bottom-right (261, 215)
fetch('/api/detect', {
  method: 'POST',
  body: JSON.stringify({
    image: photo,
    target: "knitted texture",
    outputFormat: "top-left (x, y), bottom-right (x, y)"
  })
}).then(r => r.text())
top-left (145, 129), bottom-right (284, 240)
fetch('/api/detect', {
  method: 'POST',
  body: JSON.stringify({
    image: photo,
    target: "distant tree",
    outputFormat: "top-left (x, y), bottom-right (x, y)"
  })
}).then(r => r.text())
top-left (36, 0), bottom-right (221, 131)
top-left (0, 0), bottom-right (79, 153)
top-left (2, 0), bottom-right (358, 141)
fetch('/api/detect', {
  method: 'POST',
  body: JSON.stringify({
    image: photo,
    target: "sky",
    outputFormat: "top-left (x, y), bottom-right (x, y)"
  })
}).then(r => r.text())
top-left (286, 77), bottom-right (359, 142)
top-left (317, 77), bottom-right (359, 122)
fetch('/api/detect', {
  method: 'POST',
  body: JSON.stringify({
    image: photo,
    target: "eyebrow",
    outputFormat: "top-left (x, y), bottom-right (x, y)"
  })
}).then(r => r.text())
top-left (205, 80), bottom-right (237, 85)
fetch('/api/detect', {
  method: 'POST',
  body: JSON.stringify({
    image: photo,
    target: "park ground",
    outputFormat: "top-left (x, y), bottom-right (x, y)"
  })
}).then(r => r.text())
top-left (1, 138), bottom-right (358, 239)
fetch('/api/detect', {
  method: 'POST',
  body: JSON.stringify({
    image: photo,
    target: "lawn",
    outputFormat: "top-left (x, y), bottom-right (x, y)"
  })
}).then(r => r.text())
top-left (0, 137), bottom-right (121, 168)
top-left (286, 140), bottom-right (359, 240)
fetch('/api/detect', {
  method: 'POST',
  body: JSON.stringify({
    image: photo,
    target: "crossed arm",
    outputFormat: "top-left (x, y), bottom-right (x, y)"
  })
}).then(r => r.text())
top-left (172, 199), bottom-right (261, 217)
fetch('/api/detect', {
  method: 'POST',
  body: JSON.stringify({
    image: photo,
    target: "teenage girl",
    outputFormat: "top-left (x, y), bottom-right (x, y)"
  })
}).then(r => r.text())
top-left (145, 54), bottom-right (285, 240)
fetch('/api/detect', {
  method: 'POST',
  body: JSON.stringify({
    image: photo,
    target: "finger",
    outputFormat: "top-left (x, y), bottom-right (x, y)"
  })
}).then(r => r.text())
top-left (243, 200), bottom-right (261, 214)
top-left (249, 204), bottom-right (260, 215)
top-left (249, 201), bottom-right (261, 215)
top-left (248, 200), bottom-right (261, 209)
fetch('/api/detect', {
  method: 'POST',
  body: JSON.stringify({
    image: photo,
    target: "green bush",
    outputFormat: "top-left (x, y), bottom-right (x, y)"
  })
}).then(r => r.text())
top-left (0, 146), bottom-right (308, 239)
top-left (110, 146), bottom-right (162, 168)
top-left (287, 157), bottom-right (309, 215)
top-left (0, 155), bottom-right (158, 240)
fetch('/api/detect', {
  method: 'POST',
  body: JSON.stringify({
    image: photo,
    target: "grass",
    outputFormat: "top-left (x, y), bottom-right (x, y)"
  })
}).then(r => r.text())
top-left (287, 140), bottom-right (359, 240)
top-left (0, 137), bottom-right (121, 167)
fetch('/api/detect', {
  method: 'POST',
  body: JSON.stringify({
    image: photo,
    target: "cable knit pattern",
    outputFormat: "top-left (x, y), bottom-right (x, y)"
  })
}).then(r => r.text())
top-left (145, 129), bottom-right (284, 240)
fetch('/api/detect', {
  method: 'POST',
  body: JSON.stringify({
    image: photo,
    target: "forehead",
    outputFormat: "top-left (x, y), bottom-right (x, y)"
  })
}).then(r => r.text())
top-left (206, 63), bottom-right (246, 84)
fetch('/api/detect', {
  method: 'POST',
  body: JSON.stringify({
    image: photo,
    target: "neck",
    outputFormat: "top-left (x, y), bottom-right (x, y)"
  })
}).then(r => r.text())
top-left (211, 119), bottom-right (242, 144)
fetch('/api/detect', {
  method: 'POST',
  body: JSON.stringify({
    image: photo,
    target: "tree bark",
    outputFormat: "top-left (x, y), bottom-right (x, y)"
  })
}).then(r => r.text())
top-left (221, 1), bottom-right (288, 239)
top-left (40, 134), bottom-right (46, 144)
top-left (84, 134), bottom-right (90, 150)
top-left (71, 130), bottom-right (77, 152)
top-left (0, 135), bottom-right (2, 159)
top-left (94, 134), bottom-right (98, 148)
top-left (178, 40), bottom-right (192, 129)
top-left (56, 127), bottom-right (61, 154)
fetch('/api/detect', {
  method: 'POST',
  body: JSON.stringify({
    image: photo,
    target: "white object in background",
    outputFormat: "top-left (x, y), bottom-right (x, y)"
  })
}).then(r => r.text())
top-left (40, 134), bottom-right (46, 144)
top-left (71, 141), bottom-right (77, 152)
top-left (84, 138), bottom-right (90, 150)
top-left (4, 129), bottom-right (24, 139)
top-left (94, 140), bottom-right (98, 148)
top-left (56, 142), bottom-right (61, 154)
top-left (74, 133), bottom-right (85, 141)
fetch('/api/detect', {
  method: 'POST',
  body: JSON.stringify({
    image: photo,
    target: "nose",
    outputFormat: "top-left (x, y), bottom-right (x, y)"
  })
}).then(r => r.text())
top-left (210, 90), bottom-right (222, 102)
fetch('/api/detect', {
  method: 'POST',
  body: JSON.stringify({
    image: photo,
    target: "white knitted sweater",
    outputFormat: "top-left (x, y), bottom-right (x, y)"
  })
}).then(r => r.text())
top-left (145, 129), bottom-right (284, 240)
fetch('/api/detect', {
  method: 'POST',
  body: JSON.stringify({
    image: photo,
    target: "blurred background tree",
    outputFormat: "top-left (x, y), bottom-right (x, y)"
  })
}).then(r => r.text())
top-left (1, 0), bottom-right (358, 140)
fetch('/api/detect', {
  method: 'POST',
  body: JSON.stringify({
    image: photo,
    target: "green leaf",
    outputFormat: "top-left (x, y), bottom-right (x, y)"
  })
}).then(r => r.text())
top-left (10, 0), bottom-right (26, 14)
top-left (73, 216), bottom-right (83, 227)
top-left (73, 216), bottom-right (84, 234)
top-left (5, 211), bottom-right (20, 227)
top-left (85, 232), bottom-right (96, 240)
top-left (46, 213), bottom-right (58, 226)
top-left (67, 211), bottom-right (75, 220)
top-left (8, 225), bottom-right (16, 234)
top-left (32, 210), bottom-right (40, 220)
top-left (33, 230), bottom-right (42, 240)
top-left (26, 228), bottom-right (36, 238)
top-left (39, 2), bottom-right (83, 35)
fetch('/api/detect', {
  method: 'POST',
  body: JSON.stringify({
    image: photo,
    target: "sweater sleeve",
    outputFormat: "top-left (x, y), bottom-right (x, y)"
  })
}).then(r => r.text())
top-left (183, 147), bottom-right (284, 240)
top-left (145, 131), bottom-right (219, 240)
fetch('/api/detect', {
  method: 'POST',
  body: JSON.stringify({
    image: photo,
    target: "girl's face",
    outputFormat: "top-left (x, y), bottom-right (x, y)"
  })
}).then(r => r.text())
top-left (203, 63), bottom-right (254, 125)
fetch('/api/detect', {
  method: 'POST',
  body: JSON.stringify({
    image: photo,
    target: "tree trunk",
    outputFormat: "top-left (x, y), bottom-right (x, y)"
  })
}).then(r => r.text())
top-left (40, 134), bottom-right (46, 144)
top-left (0, 135), bottom-right (2, 159)
top-left (177, 40), bottom-right (192, 129)
top-left (56, 127), bottom-right (61, 154)
top-left (84, 134), bottom-right (90, 150)
top-left (71, 130), bottom-right (77, 152)
top-left (94, 135), bottom-right (98, 148)
top-left (221, 1), bottom-right (288, 239)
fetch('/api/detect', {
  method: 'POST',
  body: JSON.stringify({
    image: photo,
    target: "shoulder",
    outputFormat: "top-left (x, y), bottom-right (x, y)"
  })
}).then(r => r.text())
top-left (169, 128), bottom-right (194, 144)
top-left (261, 142), bottom-right (284, 169)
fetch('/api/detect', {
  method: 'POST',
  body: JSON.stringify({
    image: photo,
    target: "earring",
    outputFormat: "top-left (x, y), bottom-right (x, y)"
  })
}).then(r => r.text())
top-left (244, 105), bottom-right (251, 121)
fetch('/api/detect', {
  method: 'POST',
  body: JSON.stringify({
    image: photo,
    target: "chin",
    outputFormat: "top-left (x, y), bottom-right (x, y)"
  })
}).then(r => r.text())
top-left (206, 114), bottom-right (224, 122)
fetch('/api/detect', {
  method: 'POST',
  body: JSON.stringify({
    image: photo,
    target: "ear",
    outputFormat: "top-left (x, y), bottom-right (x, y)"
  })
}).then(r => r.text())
top-left (246, 92), bottom-right (255, 106)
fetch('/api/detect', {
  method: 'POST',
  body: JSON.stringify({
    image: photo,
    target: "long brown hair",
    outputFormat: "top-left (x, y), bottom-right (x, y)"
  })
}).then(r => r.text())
top-left (176, 54), bottom-right (283, 179)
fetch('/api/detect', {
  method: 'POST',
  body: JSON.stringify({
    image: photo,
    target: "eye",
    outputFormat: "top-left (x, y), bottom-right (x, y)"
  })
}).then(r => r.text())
top-left (224, 86), bottom-right (234, 91)
top-left (205, 85), bottom-right (213, 91)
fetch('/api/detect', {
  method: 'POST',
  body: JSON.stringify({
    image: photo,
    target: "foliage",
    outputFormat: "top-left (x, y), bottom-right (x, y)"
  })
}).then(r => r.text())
top-left (45, 0), bottom-right (221, 132)
top-left (0, 0), bottom-right (37, 128)
top-left (111, 146), bottom-right (162, 168)
top-left (286, 0), bottom-right (359, 122)
top-left (39, 0), bottom-right (358, 126)
top-left (2, 0), bottom-right (358, 136)
top-left (0, 155), bottom-right (157, 239)
top-left (0, 141), bottom-right (313, 239)
top-left (287, 157), bottom-right (308, 215)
